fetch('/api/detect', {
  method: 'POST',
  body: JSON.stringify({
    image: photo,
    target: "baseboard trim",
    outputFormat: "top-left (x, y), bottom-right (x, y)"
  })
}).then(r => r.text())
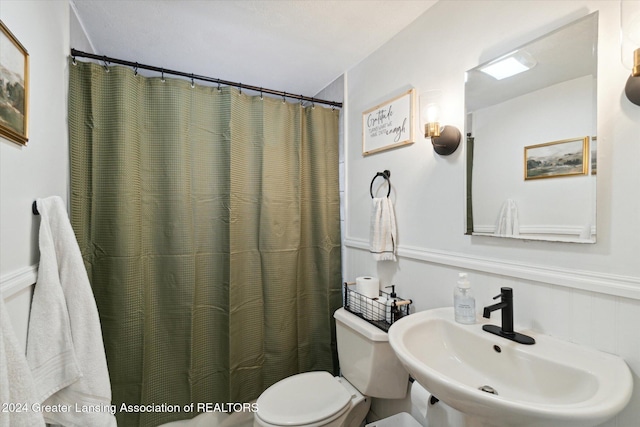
top-left (344, 237), bottom-right (640, 300)
top-left (1, 264), bottom-right (38, 299)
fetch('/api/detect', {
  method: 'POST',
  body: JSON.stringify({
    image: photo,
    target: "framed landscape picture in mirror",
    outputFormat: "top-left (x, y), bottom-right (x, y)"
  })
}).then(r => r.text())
top-left (524, 137), bottom-right (588, 180)
top-left (0, 20), bottom-right (29, 145)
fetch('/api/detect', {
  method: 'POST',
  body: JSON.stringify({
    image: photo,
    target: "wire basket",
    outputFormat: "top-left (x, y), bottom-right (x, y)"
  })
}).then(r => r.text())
top-left (343, 282), bottom-right (412, 332)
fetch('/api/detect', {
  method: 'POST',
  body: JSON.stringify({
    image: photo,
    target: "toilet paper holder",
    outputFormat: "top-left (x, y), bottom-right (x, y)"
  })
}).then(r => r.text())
top-left (343, 282), bottom-right (412, 332)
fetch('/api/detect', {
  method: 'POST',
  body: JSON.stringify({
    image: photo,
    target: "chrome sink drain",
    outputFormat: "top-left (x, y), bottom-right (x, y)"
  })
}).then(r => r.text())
top-left (479, 385), bottom-right (498, 395)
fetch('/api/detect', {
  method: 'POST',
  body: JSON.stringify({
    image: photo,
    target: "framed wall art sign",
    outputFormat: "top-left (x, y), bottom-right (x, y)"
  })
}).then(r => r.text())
top-left (362, 88), bottom-right (415, 156)
top-left (0, 20), bottom-right (29, 145)
top-left (524, 136), bottom-right (588, 180)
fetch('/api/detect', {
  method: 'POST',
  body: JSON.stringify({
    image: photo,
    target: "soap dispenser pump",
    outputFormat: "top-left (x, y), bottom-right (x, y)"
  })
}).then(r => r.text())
top-left (454, 273), bottom-right (476, 324)
top-left (385, 285), bottom-right (397, 299)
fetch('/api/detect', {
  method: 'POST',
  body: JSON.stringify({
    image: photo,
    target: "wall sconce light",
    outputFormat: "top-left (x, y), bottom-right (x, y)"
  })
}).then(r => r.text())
top-left (622, 0), bottom-right (640, 105)
top-left (626, 49), bottom-right (640, 105)
top-left (420, 91), bottom-right (461, 155)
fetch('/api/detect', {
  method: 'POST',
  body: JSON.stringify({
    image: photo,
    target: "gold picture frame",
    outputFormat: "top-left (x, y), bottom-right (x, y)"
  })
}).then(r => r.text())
top-left (524, 137), bottom-right (588, 180)
top-left (0, 20), bottom-right (29, 145)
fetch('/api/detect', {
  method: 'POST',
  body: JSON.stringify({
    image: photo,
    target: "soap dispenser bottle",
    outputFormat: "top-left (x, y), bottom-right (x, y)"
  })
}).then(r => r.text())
top-left (454, 273), bottom-right (476, 324)
top-left (385, 285), bottom-right (397, 324)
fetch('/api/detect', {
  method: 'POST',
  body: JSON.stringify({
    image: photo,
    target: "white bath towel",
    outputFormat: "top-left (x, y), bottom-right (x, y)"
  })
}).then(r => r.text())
top-left (495, 199), bottom-right (520, 237)
top-left (0, 295), bottom-right (46, 426)
top-left (369, 197), bottom-right (397, 261)
top-left (27, 196), bottom-right (116, 426)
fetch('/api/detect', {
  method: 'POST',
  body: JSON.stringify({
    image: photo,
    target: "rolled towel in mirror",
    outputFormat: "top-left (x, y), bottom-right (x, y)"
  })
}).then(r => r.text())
top-left (495, 199), bottom-right (520, 237)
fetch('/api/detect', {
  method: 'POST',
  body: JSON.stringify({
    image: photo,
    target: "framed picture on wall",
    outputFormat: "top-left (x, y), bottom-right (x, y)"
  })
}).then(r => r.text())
top-left (362, 88), bottom-right (415, 156)
top-left (524, 137), bottom-right (588, 180)
top-left (0, 20), bottom-right (29, 146)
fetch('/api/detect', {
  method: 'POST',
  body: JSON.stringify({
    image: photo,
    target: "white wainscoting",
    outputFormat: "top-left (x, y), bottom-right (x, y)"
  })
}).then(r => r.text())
top-left (344, 237), bottom-right (640, 300)
top-left (0, 264), bottom-right (38, 299)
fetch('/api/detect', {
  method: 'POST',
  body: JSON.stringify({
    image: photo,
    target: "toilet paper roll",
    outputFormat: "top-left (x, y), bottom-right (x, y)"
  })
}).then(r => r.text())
top-left (360, 296), bottom-right (386, 321)
top-left (377, 297), bottom-right (390, 322)
top-left (410, 380), bottom-right (431, 420)
top-left (381, 298), bottom-right (393, 324)
top-left (410, 381), bottom-right (465, 426)
top-left (356, 276), bottom-right (380, 299)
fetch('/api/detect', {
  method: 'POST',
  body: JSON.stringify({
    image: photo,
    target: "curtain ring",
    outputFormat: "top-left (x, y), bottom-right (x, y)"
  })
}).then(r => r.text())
top-left (190, 73), bottom-right (195, 88)
top-left (102, 56), bottom-right (110, 73)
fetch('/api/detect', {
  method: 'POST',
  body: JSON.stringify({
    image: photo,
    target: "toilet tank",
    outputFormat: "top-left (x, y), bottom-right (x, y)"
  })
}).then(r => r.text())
top-left (334, 308), bottom-right (409, 399)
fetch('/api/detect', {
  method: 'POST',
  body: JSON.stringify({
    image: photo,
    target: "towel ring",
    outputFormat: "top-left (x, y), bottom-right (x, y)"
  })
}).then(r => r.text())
top-left (370, 170), bottom-right (391, 198)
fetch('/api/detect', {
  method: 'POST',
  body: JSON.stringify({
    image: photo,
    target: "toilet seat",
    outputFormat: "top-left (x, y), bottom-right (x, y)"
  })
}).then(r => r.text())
top-left (255, 371), bottom-right (352, 426)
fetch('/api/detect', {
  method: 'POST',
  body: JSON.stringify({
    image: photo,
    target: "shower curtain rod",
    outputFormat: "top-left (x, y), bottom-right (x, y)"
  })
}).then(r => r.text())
top-left (70, 48), bottom-right (343, 109)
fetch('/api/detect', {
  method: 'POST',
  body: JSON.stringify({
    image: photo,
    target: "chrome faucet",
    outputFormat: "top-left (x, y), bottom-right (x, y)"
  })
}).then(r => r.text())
top-left (482, 287), bottom-right (535, 345)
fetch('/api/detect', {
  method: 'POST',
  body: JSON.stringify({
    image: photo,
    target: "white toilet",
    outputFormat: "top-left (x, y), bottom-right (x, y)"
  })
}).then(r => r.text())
top-left (253, 308), bottom-right (409, 427)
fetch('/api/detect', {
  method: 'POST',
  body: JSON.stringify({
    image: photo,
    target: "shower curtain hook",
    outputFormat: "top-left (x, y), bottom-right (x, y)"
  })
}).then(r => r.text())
top-left (72, 54), bottom-right (77, 66)
top-left (161, 68), bottom-right (165, 83)
top-left (190, 73), bottom-right (195, 88)
top-left (282, 92), bottom-right (286, 104)
top-left (239, 83), bottom-right (242, 95)
top-left (311, 97), bottom-right (315, 109)
top-left (217, 79), bottom-right (221, 92)
top-left (102, 56), bottom-right (110, 73)
top-left (133, 62), bottom-right (139, 76)
top-left (260, 88), bottom-right (263, 100)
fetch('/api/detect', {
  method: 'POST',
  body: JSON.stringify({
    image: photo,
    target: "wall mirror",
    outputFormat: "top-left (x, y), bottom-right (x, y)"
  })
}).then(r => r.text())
top-left (465, 12), bottom-right (598, 243)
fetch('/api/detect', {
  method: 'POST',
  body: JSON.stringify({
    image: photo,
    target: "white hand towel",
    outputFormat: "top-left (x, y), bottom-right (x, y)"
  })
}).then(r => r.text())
top-left (27, 196), bottom-right (116, 426)
top-left (369, 197), bottom-right (397, 261)
top-left (495, 199), bottom-right (520, 237)
top-left (0, 296), bottom-right (46, 426)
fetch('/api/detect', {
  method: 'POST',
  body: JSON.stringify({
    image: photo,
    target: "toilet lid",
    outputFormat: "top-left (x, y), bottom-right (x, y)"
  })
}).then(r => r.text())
top-left (256, 371), bottom-right (352, 426)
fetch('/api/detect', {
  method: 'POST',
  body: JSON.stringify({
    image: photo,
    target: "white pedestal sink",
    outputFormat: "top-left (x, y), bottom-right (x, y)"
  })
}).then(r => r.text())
top-left (388, 307), bottom-right (632, 427)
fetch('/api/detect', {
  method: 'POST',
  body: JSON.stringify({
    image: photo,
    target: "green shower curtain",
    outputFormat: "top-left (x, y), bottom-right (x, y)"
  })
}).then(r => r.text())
top-left (68, 60), bottom-right (342, 427)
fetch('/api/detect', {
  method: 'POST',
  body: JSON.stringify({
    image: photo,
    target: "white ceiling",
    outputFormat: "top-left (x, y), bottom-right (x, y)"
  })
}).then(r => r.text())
top-left (71, 0), bottom-right (439, 101)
